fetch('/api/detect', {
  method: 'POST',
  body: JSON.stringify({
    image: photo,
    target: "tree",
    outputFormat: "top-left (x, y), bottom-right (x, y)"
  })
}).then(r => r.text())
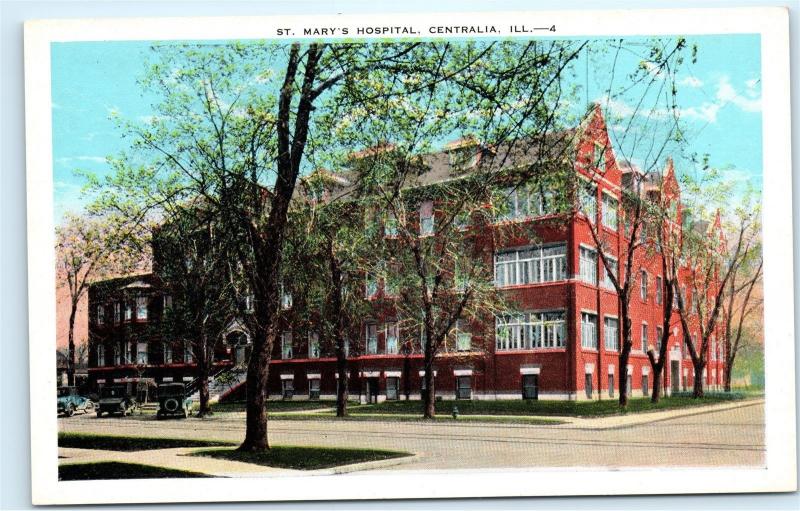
top-left (152, 206), bottom-right (241, 417)
top-left (675, 204), bottom-right (760, 398)
top-left (56, 213), bottom-right (141, 386)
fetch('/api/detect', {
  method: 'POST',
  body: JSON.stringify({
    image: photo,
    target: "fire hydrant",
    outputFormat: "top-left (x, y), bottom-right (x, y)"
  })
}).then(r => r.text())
top-left (452, 406), bottom-right (459, 419)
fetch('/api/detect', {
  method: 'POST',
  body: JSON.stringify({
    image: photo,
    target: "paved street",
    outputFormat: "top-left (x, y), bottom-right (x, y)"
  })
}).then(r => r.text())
top-left (59, 401), bottom-right (764, 473)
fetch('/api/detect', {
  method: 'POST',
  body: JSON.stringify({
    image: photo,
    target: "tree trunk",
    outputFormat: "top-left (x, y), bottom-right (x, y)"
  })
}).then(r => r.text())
top-left (692, 362), bottom-right (705, 398)
top-left (618, 315), bottom-right (632, 407)
top-left (422, 368), bottom-right (435, 419)
top-left (650, 365), bottom-right (662, 403)
top-left (335, 340), bottom-right (348, 417)
top-left (723, 361), bottom-right (732, 392)
top-left (239, 323), bottom-right (275, 451)
top-left (67, 302), bottom-right (78, 386)
top-left (195, 334), bottom-right (212, 417)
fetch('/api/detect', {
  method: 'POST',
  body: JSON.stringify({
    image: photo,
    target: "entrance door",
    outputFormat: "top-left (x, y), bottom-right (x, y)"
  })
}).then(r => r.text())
top-left (671, 361), bottom-right (680, 393)
top-left (366, 377), bottom-right (379, 403)
top-left (522, 374), bottom-right (539, 400)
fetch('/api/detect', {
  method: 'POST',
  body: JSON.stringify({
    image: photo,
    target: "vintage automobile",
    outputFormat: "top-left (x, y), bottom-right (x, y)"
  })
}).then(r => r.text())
top-left (96, 385), bottom-right (137, 417)
top-left (156, 383), bottom-right (192, 419)
top-left (57, 386), bottom-right (94, 417)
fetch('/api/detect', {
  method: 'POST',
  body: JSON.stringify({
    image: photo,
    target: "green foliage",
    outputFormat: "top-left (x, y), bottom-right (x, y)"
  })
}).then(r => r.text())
top-left (191, 446), bottom-right (410, 470)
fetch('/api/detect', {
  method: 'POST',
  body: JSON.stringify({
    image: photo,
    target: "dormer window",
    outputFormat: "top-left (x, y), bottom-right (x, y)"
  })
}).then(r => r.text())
top-left (593, 142), bottom-right (606, 173)
top-left (448, 147), bottom-right (476, 171)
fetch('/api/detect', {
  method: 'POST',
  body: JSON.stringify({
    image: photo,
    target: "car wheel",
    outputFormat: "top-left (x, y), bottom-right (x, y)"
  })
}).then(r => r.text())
top-left (65, 405), bottom-right (74, 417)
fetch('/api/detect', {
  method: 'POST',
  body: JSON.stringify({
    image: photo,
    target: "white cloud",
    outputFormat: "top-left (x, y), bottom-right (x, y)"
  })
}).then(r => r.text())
top-left (679, 76), bottom-right (704, 88)
top-left (55, 156), bottom-right (107, 166)
top-left (596, 94), bottom-right (635, 118)
top-left (679, 103), bottom-right (722, 124)
top-left (715, 76), bottom-right (761, 113)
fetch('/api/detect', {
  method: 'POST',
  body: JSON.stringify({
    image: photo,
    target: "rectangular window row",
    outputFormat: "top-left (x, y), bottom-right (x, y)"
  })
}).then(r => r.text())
top-left (495, 244), bottom-right (567, 287)
top-left (495, 311), bottom-right (566, 350)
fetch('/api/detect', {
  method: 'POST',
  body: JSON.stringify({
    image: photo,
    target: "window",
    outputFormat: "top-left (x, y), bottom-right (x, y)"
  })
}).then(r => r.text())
top-left (365, 274), bottom-right (378, 298)
top-left (449, 147), bottom-right (475, 170)
top-left (282, 379), bottom-right (294, 399)
top-left (281, 332), bottom-right (293, 360)
top-left (113, 345), bottom-right (120, 365)
top-left (655, 327), bottom-right (664, 353)
top-left (580, 181), bottom-right (597, 221)
top-left (656, 276), bottom-right (663, 304)
top-left (641, 323), bottom-right (649, 352)
top-left (308, 332), bottom-right (320, 359)
top-left (640, 271), bottom-right (648, 300)
top-left (163, 342), bottom-right (172, 364)
top-left (602, 256), bottom-right (618, 290)
top-left (579, 247), bottom-right (597, 285)
top-left (113, 303), bottom-right (121, 323)
top-left (604, 317), bottom-right (619, 351)
top-left (136, 296), bottom-right (148, 320)
top-left (136, 342), bottom-right (148, 365)
top-left (497, 184), bottom-right (560, 221)
top-left (585, 373), bottom-right (593, 399)
top-left (581, 313), bottom-right (598, 349)
top-left (455, 320), bottom-right (472, 351)
top-left (365, 323), bottom-right (378, 354)
top-left (494, 244), bottom-right (567, 287)
top-left (602, 194), bottom-right (618, 230)
top-left (124, 342), bottom-right (132, 364)
top-left (124, 302), bottom-right (133, 321)
top-left (495, 311), bottom-right (566, 350)
top-left (281, 290), bottom-right (293, 310)
top-left (642, 374), bottom-right (649, 396)
top-left (522, 374), bottom-right (539, 399)
top-left (456, 376), bottom-right (472, 400)
top-left (163, 295), bottom-right (173, 311)
top-left (420, 200), bottom-right (434, 236)
top-left (96, 345), bottom-right (105, 366)
top-left (96, 305), bottom-right (105, 326)
top-left (385, 323), bottom-right (399, 354)
top-left (593, 142), bottom-right (606, 172)
top-left (308, 379), bottom-right (320, 400)
top-left (386, 377), bottom-right (400, 400)
top-left (183, 342), bottom-right (193, 363)
top-left (498, 186), bottom-right (530, 221)
top-left (608, 374), bottom-right (615, 398)
top-left (384, 212), bottom-right (398, 237)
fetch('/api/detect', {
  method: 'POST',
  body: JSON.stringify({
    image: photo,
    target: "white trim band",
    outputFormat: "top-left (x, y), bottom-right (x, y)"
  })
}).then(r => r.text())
top-left (418, 370), bottom-right (438, 377)
top-left (360, 371), bottom-right (380, 378)
top-left (306, 373), bottom-right (321, 380)
top-left (280, 374), bottom-right (295, 380)
top-left (520, 367), bottom-right (541, 375)
top-left (384, 371), bottom-right (402, 378)
top-left (584, 363), bottom-right (594, 374)
top-left (453, 369), bottom-right (473, 376)
top-left (608, 365), bottom-right (615, 375)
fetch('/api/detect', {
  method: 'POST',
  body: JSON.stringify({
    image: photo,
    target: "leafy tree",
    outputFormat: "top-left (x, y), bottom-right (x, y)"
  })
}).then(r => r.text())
top-left (56, 213), bottom-right (142, 386)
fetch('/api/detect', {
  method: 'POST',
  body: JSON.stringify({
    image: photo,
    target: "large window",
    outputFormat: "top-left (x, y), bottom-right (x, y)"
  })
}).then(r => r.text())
top-left (113, 303), bottom-right (121, 323)
top-left (580, 181), bottom-right (597, 221)
top-left (640, 271), bottom-right (648, 300)
top-left (135, 296), bottom-right (148, 320)
top-left (365, 323), bottom-right (378, 354)
top-left (604, 317), bottom-right (619, 351)
top-left (183, 342), bottom-right (193, 364)
top-left (495, 311), bottom-right (566, 350)
top-left (385, 322), bottom-right (399, 354)
top-left (281, 332), bottom-right (293, 360)
top-left (96, 345), bottom-right (105, 366)
top-left (455, 319), bottom-right (472, 351)
top-left (656, 276), bottom-right (663, 304)
top-left (308, 332), bottom-right (320, 359)
top-left (97, 305), bottom-right (105, 326)
top-left (162, 342), bottom-right (173, 364)
top-left (386, 377), bottom-right (400, 400)
top-left (494, 244), bottom-right (567, 287)
top-left (602, 256), bottom-right (618, 290)
top-left (579, 247), bottom-right (597, 285)
top-left (656, 326), bottom-right (664, 353)
top-left (497, 184), bottom-right (560, 221)
top-left (136, 342), bottom-right (148, 365)
top-left (124, 302), bottom-right (133, 321)
top-left (641, 323), bottom-right (649, 352)
top-left (365, 274), bottom-right (378, 298)
top-left (581, 312), bottom-right (598, 349)
top-left (602, 194), bottom-right (618, 230)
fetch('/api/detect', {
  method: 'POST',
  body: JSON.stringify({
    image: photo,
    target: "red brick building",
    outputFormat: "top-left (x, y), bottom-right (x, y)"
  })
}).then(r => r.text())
top-left (86, 107), bottom-right (725, 402)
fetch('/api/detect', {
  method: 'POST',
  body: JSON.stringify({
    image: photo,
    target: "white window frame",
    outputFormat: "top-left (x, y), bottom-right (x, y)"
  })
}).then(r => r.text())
top-left (455, 319), bottom-right (472, 352)
top-left (135, 296), bottom-right (148, 320)
top-left (495, 310), bottom-right (566, 350)
top-left (602, 193), bottom-right (618, 230)
top-left (579, 246), bottom-right (597, 285)
top-left (602, 255), bottom-right (618, 290)
top-left (385, 322), bottom-right (399, 354)
top-left (365, 322), bottom-right (378, 354)
top-left (308, 332), bottom-right (320, 359)
top-left (163, 342), bottom-right (172, 364)
top-left (641, 323), bottom-right (649, 352)
top-left (494, 244), bottom-right (567, 287)
top-left (96, 345), bottom-right (105, 366)
top-left (97, 305), bottom-right (105, 326)
top-left (581, 312), bottom-right (598, 349)
top-left (136, 342), bottom-right (148, 365)
top-left (281, 332), bottom-right (293, 360)
top-left (579, 181), bottom-right (597, 221)
top-left (604, 316), bottom-right (619, 351)
top-left (640, 271), bottom-right (648, 301)
top-left (656, 276), bottom-right (663, 304)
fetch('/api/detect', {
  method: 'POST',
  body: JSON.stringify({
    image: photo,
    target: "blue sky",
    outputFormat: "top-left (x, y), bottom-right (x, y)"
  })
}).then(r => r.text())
top-left (51, 35), bottom-right (762, 222)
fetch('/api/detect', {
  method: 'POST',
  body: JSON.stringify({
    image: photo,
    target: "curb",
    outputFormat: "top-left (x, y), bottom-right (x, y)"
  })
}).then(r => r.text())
top-left (315, 453), bottom-right (421, 475)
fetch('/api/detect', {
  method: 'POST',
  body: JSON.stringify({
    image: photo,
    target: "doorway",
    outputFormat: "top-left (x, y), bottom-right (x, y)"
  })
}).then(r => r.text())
top-left (671, 361), bottom-right (680, 393)
top-left (365, 377), bottom-right (379, 404)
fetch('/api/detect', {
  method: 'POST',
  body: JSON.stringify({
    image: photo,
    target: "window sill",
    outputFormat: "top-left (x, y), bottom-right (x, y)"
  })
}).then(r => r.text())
top-left (495, 281), bottom-right (568, 290)
top-left (495, 348), bottom-right (567, 354)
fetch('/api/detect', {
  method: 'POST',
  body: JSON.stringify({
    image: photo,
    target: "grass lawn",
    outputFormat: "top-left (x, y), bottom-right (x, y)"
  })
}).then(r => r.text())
top-left (58, 432), bottom-right (236, 451)
top-left (268, 411), bottom-right (564, 425)
top-left (208, 400), bottom-right (337, 413)
top-left (356, 393), bottom-right (748, 418)
top-left (58, 461), bottom-right (211, 480)
top-left (191, 446), bottom-right (411, 470)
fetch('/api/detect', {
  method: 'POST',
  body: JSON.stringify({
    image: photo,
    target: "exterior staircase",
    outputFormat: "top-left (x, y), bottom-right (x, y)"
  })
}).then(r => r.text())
top-left (188, 367), bottom-right (247, 405)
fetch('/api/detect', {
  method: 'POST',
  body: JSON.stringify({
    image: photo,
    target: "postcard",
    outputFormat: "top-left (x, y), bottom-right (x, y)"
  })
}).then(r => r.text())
top-left (24, 7), bottom-right (794, 505)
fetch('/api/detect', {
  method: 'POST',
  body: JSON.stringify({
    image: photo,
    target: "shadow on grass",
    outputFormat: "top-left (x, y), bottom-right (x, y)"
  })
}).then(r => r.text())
top-left (58, 432), bottom-right (236, 451)
top-left (58, 461), bottom-right (212, 480)
top-left (190, 446), bottom-right (411, 470)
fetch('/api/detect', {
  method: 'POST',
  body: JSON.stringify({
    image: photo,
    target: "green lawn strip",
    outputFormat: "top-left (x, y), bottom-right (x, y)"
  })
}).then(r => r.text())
top-left (58, 461), bottom-right (212, 480)
top-left (268, 411), bottom-right (563, 425)
top-left (191, 446), bottom-right (411, 470)
top-left (208, 400), bottom-right (339, 413)
top-left (58, 432), bottom-right (236, 451)
top-left (356, 393), bottom-right (748, 418)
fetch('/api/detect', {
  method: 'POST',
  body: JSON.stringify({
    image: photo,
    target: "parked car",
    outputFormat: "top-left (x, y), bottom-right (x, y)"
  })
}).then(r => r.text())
top-left (57, 386), bottom-right (94, 417)
top-left (96, 385), bottom-right (137, 417)
top-left (156, 383), bottom-right (192, 419)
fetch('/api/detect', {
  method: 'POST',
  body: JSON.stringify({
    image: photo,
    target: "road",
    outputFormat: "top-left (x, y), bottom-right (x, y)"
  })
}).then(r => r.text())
top-left (59, 401), bottom-right (765, 471)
